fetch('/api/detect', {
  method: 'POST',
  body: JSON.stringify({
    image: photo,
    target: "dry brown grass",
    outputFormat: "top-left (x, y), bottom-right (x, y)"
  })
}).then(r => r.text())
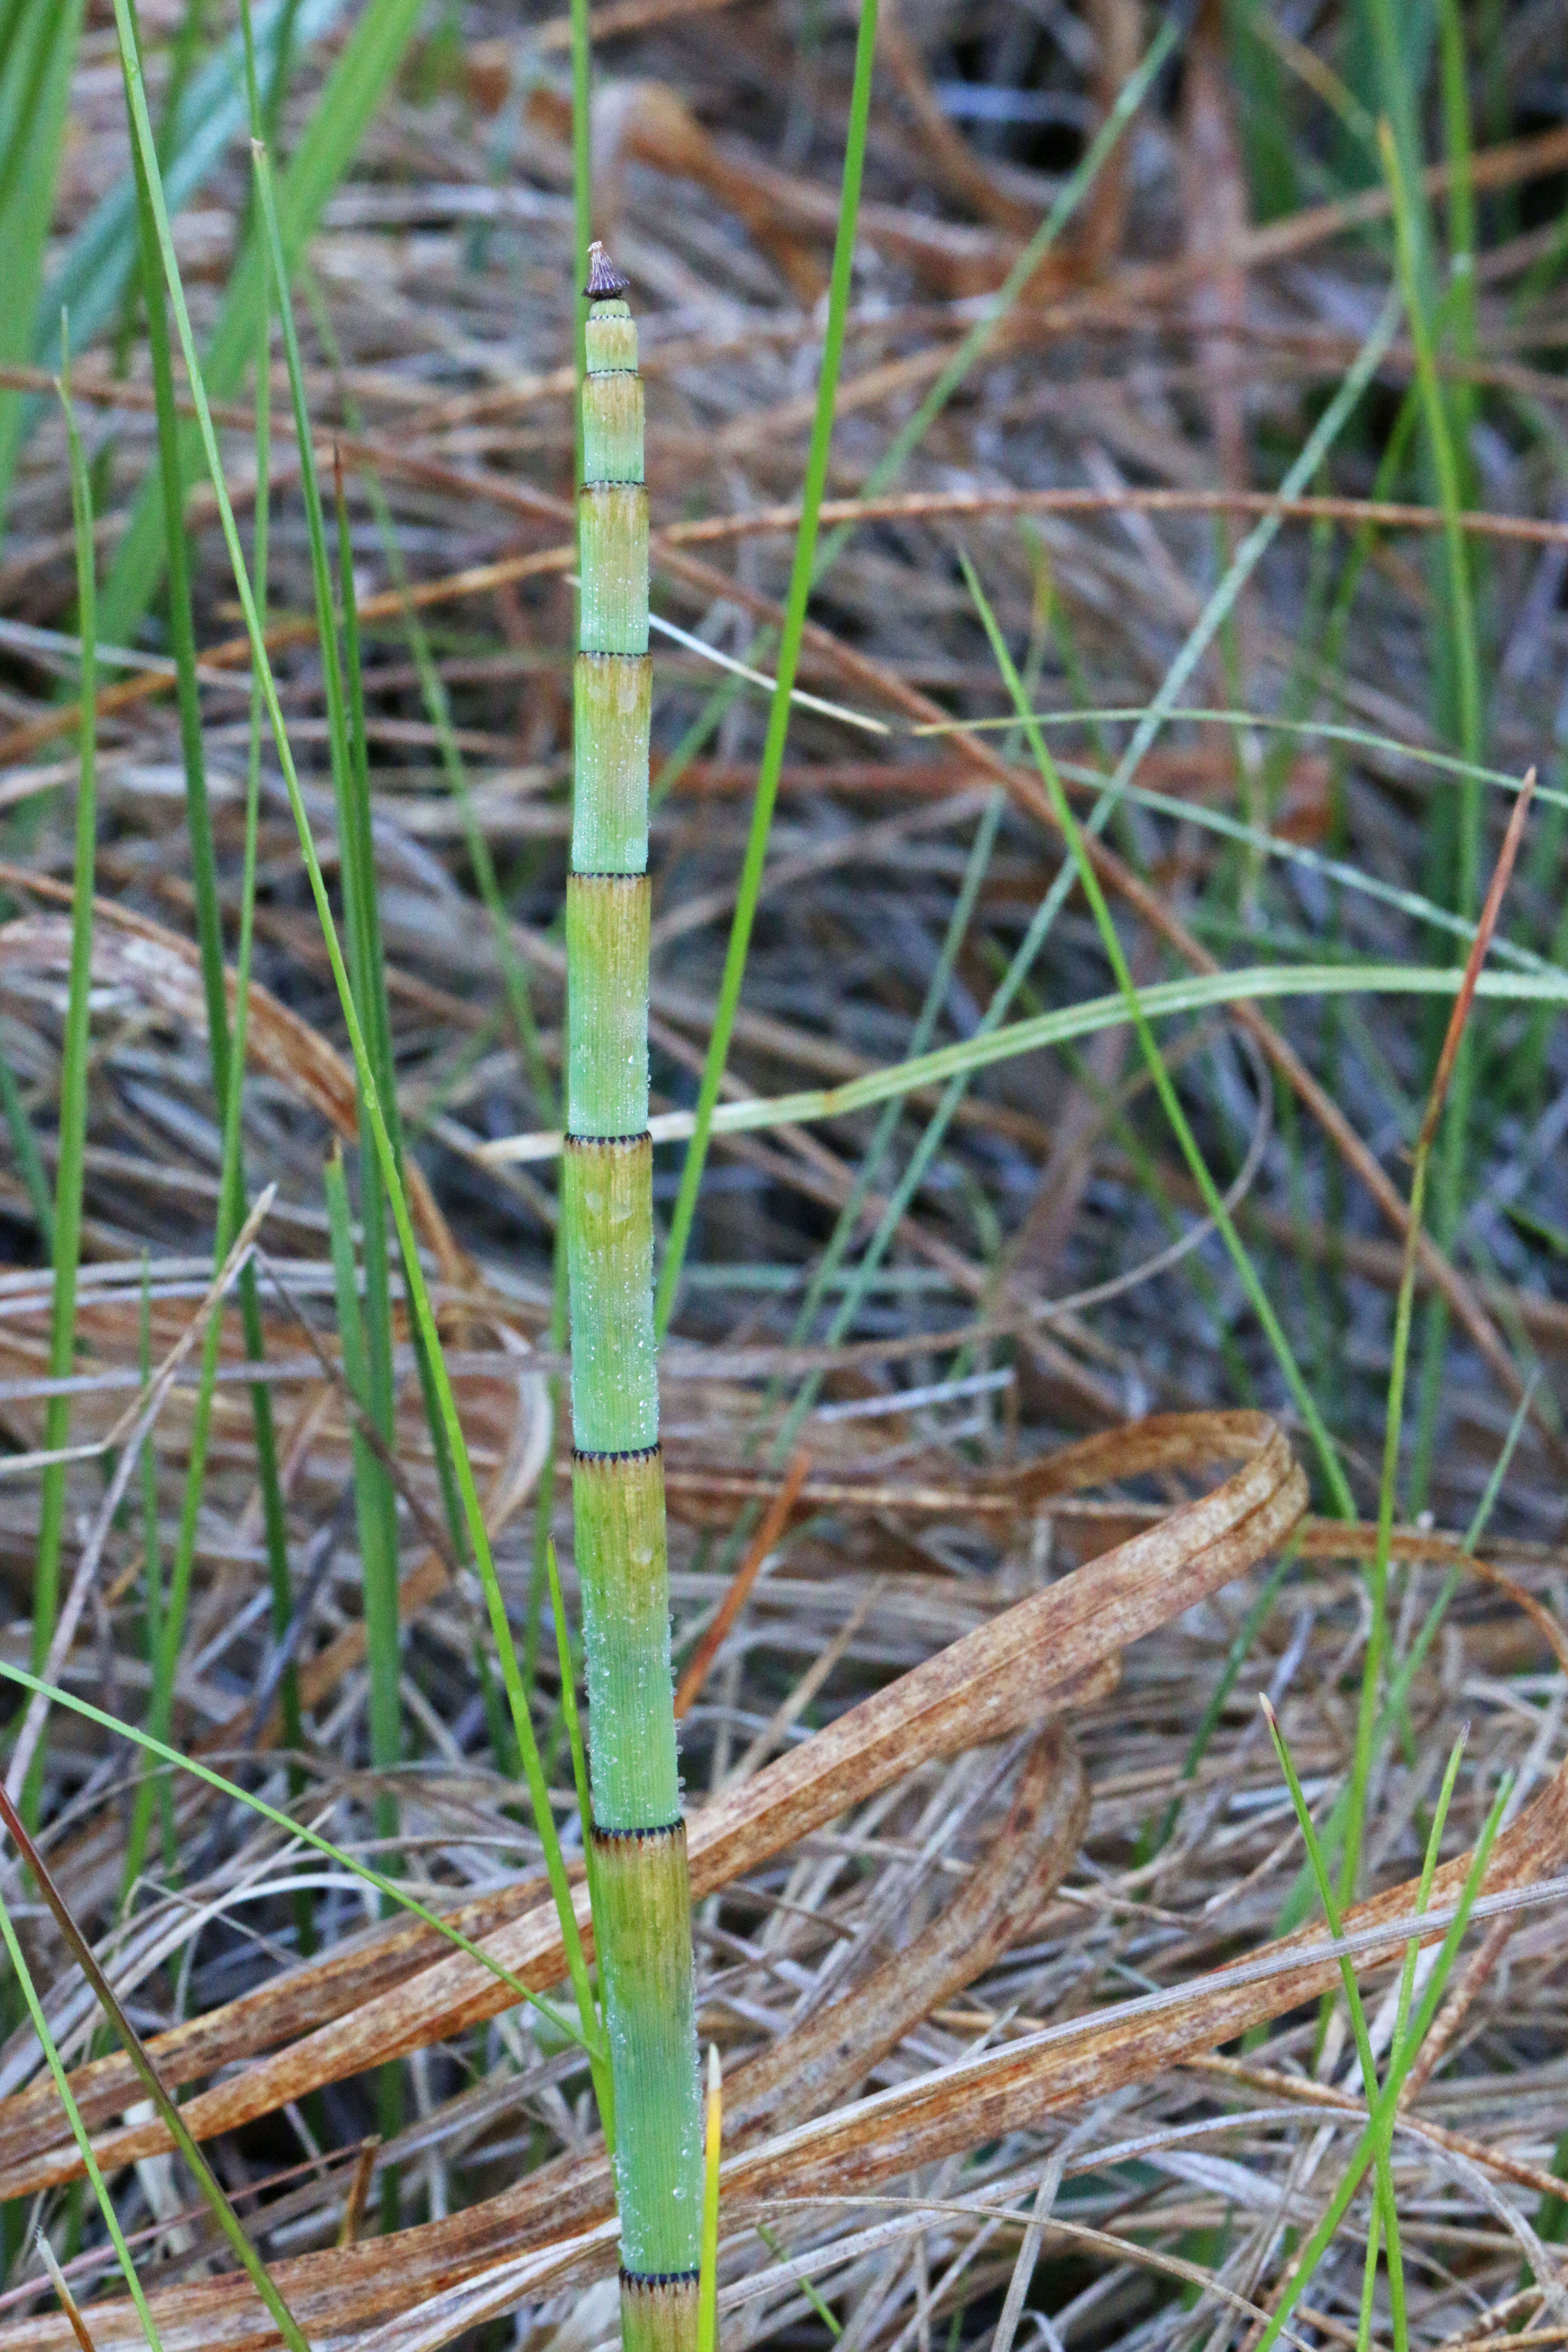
top-left (0, 4), bottom-right (1565, 2350)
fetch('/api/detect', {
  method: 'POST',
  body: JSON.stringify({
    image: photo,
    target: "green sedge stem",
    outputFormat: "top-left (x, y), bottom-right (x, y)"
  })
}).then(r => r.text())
top-left (27, 357), bottom-right (96, 1828)
top-left (1261, 1698), bottom-right (1406, 2325)
top-left (0, 1884), bottom-right (165, 2351)
top-left (963, 553), bottom-right (1350, 1509)
top-left (108, 0), bottom-right (608, 2108)
top-left (1249, 1774), bottom-right (1510, 2352)
top-left (654, 0), bottom-right (882, 1337)
top-left (0, 1654), bottom-right (587, 2049)
top-left (0, 1780), bottom-right (315, 2352)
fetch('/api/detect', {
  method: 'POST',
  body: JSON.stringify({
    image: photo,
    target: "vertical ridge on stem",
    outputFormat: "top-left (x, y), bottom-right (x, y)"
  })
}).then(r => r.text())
top-left (567, 245), bottom-right (702, 2339)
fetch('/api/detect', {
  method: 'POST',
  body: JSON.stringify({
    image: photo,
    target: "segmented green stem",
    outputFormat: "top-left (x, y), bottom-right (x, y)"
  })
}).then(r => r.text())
top-left (567, 253), bottom-right (701, 2343)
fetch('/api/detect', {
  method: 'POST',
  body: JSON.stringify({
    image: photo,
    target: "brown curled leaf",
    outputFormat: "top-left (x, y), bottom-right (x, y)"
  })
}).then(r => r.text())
top-left (0, 1414), bottom-right (1297, 2196)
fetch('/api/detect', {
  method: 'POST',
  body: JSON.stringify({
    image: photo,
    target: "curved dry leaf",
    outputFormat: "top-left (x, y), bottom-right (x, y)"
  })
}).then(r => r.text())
top-left (0, 906), bottom-right (461, 1284)
top-left (6, 1429), bottom-right (1568, 2352)
top-left (0, 1413), bottom-right (1297, 2191)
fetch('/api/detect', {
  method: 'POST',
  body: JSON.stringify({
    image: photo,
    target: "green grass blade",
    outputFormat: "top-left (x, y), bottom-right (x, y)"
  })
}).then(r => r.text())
top-left (1273, 1384), bottom-right (1533, 1942)
top-left (300, 282), bottom-right (554, 1120)
top-left (491, 960), bottom-right (1568, 1167)
top-left (26, 360), bottom-right (98, 1826)
top-left (969, 552), bottom-right (1353, 1502)
top-left (1338, 779), bottom-right (1533, 1916)
top-left (1144, 1544), bottom-right (1298, 1860)
top-left (0, 1782), bottom-right (314, 2352)
top-left (324, 1130), bottom-right (406, 2228)
top-left (331, 462), bottom-right (408, 1819)
top-left (122, 1267), bottom-right (230, 1889)
top-left (0, 1654), bottom-right (590, 2049)
top-left (324, 1142), bottom-right (404, 1829)
top-left (234, 276), bottom-right (308, 1787)
top-left (1379, 114), bottom-right (1487, 1513)
top-left (646, 290), bottom-right (1396, 1452)
top-left (0, 1045), bottom-right (54, 1255)
top-left (244, 105), bottom-right (408, 1883)
top-left (657, 41), bottom-right (1386, 1354)
top-left (1391, 1730), bottom-right (1465, 2068)
top-left (107, 5), bottom-right (609, 2097)
top-left (0, 0), bottom-right (86, 543)
top-left (644, 16), bottom-right (1178, 826)
top-left (0, 1882), bottom-right (166, 2351)
top-left (121, 0), bottom-right (306, 1805)
top-left (98, 0), bottom-right (428, 643)
top-left (136, 1259), bottom-right (175, 1867)
top-left (770, 789), bottom-right (1004, 1414)
top-left (653, 0), bottom-right (883, 1335)
top-left (1249, 1773), bottom-right (1510, 2352)
top-left (291, 266), bottom-right (475, 1580)
top-left (119, 0), bottom-right (226, 1070)
top-left (1261, 1696), bottom-right (1406, 2326)
top-left (36, 0), bottom-right (348, 372)
top-left (834, 17), bottom-right (1180, 533)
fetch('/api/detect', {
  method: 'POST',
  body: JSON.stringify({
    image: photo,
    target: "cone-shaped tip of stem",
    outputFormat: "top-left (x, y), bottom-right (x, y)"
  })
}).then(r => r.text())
top-left (585, 240), bottom-right (631, 299)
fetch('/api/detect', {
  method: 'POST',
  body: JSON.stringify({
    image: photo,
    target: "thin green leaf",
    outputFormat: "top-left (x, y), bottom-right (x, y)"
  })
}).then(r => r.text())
top-left (1248, 1773), bottom-right (1510, 2352)
top-left (0, 1781), bottom-right (315, 2352)
top-left (27, 356), bottom-right (98, 1824)
top-left (107, 9), bottom-right (608, 2101)
top-left (99, 0), bottom-right (428, 641)
top-left (0, 1653), bottom-right (588, 2050)
top-left (489, 959), bottom-right (1568, 1167)
top-left (964, 550), bottom-right (1351, 1508)
top-left (1260, 1694), bottom-right (1406, 2330)
top-left (654, 0), bottom-right (885, 1335)
top-left (0, 0), bottom-right (86, 539)
top-left (0, 1882), bottom-right (165, 2351)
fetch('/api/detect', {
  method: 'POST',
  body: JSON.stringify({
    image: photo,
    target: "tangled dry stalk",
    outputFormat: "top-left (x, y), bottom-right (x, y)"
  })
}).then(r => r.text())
top-left (0, 3), bottom-right (1565, 2350)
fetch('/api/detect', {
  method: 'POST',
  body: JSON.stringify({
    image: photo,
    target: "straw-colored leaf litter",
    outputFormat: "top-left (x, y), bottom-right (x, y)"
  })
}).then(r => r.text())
top-left (0, 4), bottom-right (1564, 2352)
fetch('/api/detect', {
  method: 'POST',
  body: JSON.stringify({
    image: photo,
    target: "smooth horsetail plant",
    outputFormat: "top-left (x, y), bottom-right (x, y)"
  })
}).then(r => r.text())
top-left (567, 242), bottom-right (703, 2351)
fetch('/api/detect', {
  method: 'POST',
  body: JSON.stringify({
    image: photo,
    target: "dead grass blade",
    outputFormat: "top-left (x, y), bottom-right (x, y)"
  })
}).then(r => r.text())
top-left (28, 1817), bottom-right (1567, 2352)
top-left (0, 1410), bottom-right (1299, 2199)
top-left (0, 1788), bottom-right (313, 2352)
top-left (30, 2243), bottom-right (95, 2352)
top-left (0, 892), bottom-right (461, 1280)
top-left (3, 1183), bottom-right (276, 1807)
top-left (673, 1443), bottom-right (812, 1719)
top-left (7, 1530), bottom-right (1565, 2352)
top-left (637, 530), bottom-right (1553, 1458)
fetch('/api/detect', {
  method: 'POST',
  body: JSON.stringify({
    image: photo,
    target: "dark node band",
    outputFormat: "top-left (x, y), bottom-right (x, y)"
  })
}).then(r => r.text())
top-left (573, 1443), bottom-right (662, 1467)
top-left (621, 2268), bottom-right (701, 2291)
top-left (576, 648), bottom-right (650, 662)
top-left (564, 1129), bottom-right (652, 1150)
top-left (570, 870), bottom-right (647, 884)
top-left (593, 1816), bottom-right (684, 1846)
top-left (586, 366), bottom-right (639, 379)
